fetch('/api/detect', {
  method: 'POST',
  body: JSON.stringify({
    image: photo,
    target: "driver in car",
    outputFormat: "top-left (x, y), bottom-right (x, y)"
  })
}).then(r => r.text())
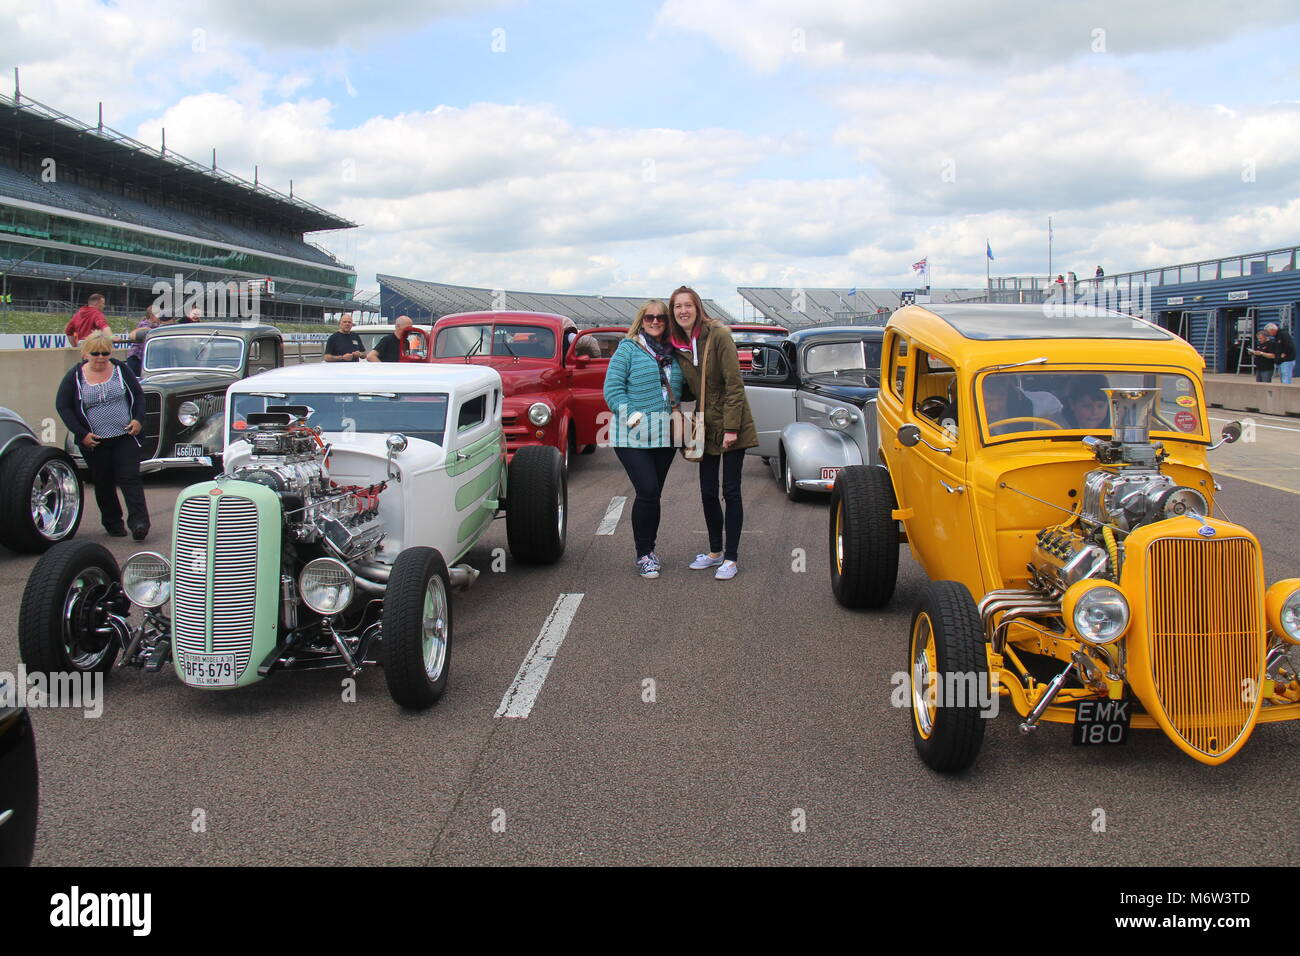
top-left (1057, 374), bottom-right (1111, 429)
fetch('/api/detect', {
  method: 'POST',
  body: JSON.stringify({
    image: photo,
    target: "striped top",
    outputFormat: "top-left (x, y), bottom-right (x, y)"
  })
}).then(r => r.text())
top-left (603, 337), bottom-right (683, 448)
top-left (81, 366), bottom-right (132, 438)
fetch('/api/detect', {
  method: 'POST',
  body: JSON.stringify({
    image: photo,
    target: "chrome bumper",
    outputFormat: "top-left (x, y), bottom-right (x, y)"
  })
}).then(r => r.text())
top-left (140, 455), bottom-right (213, 474)
top-left (795, 478), bottom-right (836, 493)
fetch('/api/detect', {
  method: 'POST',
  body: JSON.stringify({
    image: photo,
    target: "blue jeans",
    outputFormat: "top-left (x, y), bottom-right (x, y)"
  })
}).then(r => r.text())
top-left (1281, 361), bottom-right (1294, 385)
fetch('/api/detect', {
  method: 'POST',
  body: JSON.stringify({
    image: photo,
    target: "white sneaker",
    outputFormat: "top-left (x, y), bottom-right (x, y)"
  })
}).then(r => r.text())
top-left (714, 560), bottom-right (738, 580)
top-left (637, 554), bottom-right (660, 579)
top-left (690, 553), bottom-right (724, 569)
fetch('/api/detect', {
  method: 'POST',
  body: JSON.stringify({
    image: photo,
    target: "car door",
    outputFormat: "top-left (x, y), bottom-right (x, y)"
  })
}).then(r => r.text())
top-left (566, 327), bottom-right (624, 447)
top-left (443, 386), bottom-right (504, 562)
top-left (743, 341), bottom-right (797, 458)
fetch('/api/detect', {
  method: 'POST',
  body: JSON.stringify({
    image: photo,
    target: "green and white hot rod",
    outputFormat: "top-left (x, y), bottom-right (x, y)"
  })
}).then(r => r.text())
top-left (19, 363), bottom-right (567, 709)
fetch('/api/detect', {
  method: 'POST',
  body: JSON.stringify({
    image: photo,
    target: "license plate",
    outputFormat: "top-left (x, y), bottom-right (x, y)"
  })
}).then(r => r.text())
top-left (180, 653), bottom-right (238, 687)
top-left (175, 443), bottom-right (205, 457)
top-left (821, 467), bottom-right (843, 482)
top-left (1073, 699), bottom-right (1131, 745)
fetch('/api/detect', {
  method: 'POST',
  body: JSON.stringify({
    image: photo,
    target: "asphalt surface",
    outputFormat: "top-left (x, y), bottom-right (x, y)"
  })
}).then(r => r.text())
top-left (3, 447), bottom-right (1300, 867)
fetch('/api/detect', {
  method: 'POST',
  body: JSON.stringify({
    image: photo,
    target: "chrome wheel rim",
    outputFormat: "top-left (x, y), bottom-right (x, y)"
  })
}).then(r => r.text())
top-left (32, 459), bottom-right (79, 540)
top-left (911, 615), bottom-right (937, 738)
top-left (556, 489), bottom-right (566, 538)
top-left (421, 576), bottom-right (450, 681)
top-left (62, 566), bottom-right (114, 670)
top-left (785, 461), bottom-right (794, 494)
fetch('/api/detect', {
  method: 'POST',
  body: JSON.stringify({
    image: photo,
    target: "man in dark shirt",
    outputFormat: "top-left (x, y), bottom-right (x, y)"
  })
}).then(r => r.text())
top-left (367, 315), bottom-right (412, 363)
top-left (1266, 322), bottom-right (1296, 385)
top-left (324, 313), bottom-right (365, 362)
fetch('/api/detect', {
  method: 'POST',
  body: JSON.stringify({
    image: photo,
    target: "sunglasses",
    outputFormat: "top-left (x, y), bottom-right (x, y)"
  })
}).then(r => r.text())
top-left (88, 351), bottom-right (112, 357)
top-left (643, 315), bottom-right (666, 323)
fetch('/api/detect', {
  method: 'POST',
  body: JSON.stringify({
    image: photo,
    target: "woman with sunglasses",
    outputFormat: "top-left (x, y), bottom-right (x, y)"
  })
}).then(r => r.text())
top-left (603, 301), bottom-right (684, 578)
top-left (55, 330), bottom-right (150, 540)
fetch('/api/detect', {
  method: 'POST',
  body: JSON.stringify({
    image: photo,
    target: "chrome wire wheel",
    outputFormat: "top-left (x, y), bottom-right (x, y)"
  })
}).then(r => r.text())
top-left (911, 613), bottom-right (938, 739)
top-left (421, 575), bottom-right (450, 681)
top-left (61, 565), bottom-right (116, 670)
top-left (32, 458), bottom-right (80, 541)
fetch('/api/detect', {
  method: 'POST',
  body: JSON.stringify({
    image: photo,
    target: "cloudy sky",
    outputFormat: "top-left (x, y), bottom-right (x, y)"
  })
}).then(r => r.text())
top-left (3, 0), bottom-right (1299, 314)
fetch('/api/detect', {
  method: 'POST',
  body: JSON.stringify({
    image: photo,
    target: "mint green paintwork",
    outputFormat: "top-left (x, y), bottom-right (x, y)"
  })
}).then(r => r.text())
top-left (170, 479), bottom-right (283, 689)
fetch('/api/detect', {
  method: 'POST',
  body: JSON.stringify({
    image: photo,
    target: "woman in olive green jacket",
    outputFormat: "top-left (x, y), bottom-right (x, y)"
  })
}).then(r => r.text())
top-left (669, 286), bottom-right (757, 580)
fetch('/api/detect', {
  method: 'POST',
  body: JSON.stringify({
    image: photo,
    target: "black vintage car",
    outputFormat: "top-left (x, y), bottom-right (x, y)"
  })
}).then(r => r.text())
top-left (0, 676), bottom-right (38, 866)
top-left (67, 323), bottom-right (285, 474)
top-left (0, 407), bottom-right (82, 553)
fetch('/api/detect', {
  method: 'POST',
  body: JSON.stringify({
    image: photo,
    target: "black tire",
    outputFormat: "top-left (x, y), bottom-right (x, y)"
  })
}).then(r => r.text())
top-left (382, 547), bottom-right (453, 709)
top-left (18, 541), bottom-right (122, 675)
top-left (908, 580), bottom-right (988, 773)
top-left (0, 445), bottom-right (83, 554)
top-left (579, 444), bottom-right (596, 455)
top-left (780, 446), bottom-right (809, 502)
top-left (506, 445), bottom-right (567, 564)
top-left (829, 465), bottom-right (899, 608)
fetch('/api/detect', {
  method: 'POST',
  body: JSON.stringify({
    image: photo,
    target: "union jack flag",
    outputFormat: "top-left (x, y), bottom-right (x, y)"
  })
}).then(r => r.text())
top-left (912, 258), bottom-right (927, 273)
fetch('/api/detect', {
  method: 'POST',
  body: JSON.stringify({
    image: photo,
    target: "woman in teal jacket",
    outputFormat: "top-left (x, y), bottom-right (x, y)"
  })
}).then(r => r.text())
top-left (603, 300), bottom-right (683, 578)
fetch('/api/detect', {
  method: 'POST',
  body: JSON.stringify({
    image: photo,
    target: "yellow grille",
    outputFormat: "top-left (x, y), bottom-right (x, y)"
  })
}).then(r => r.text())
top-left (1146, 537), bottom-right (1263, 757)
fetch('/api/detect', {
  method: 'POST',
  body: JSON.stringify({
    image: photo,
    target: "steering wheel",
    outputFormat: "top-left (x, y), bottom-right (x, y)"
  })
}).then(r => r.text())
top-left (987, 416), bottom-right (1060, 432)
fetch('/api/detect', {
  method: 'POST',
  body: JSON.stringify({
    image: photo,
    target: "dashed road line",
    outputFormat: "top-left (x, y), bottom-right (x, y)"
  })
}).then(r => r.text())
top-left (495, 593), bottom-right (584, 719)
top-left (596, 496), bottom-right (626, 534)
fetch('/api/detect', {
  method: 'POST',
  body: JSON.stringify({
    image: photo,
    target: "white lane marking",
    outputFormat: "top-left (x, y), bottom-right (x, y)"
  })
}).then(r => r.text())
top-left (1209, 415), bottom-right (1300, 435)
top-left (596, 496), bottom-right (626, 534)
top-left (495, 593), bottom-right (584, 719)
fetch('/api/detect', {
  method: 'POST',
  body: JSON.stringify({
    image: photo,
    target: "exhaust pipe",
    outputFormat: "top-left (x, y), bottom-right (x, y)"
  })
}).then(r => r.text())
top-left (449, 564), bottom-right (480, 591)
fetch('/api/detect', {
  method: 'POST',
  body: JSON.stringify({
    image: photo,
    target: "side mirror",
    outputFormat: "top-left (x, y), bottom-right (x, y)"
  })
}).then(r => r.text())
top-left (1208, 420), bottom-right (1242, 451)
top-left (386, 433), bottom-right (408, 481)
top-left (897, 424), bottom-right (921, 447)
top-left (575, 354), bottom-right (591, 367)
top-left (745, 345), bottom-right (789, 382)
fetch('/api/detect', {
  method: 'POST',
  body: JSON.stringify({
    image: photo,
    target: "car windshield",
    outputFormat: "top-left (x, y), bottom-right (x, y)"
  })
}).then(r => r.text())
top-left (229, 392), bottom-right (449, 446)
top-left (978, 369), bottom-right (1204, 440)
top-left (144, 334), bottom-right (244, 371)
top-left (435, 324), bottom-right (557, 359)
top-left (804, 340), bottom-right (882, 386)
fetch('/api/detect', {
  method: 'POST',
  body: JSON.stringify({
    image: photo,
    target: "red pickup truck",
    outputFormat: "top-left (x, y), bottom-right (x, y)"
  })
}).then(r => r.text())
top-left (401, 311), bottom-right (625, 470)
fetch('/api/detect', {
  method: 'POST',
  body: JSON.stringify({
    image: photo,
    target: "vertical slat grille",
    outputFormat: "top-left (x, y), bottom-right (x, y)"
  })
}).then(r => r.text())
top-left (1146, 537), bottom-right (1263, 757)
top-left (172, 496), bottom-right (210, 658)
top-left (141, 392), bottom-right (161, 460)
top-left (210, 496), bottom-right (259, 676)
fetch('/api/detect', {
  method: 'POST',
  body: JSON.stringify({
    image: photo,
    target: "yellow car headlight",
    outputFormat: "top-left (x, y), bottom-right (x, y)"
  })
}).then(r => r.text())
top-left (1265, 580), bottom-right (1300, 645)
top-left (1063, 580), bottom-right (1129, 645)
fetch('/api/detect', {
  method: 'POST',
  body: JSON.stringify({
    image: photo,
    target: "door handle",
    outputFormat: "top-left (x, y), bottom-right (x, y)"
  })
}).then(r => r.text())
top-left (939, 480), bottom-right (965, 494)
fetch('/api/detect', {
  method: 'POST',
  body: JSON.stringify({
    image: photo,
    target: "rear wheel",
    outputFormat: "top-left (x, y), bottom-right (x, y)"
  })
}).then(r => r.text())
top-left (19, 541), bottom-right (123, 675)
top-left (0, 445), bottom-right (83, 553)
top-left (506, 445), bottom-right (567, 564)
top-left (829, 466), bottom-right (899, 608)
top-left (382, 547), bottom-right (453, 709)
top-left (909, 580), bottom-right (987, 773)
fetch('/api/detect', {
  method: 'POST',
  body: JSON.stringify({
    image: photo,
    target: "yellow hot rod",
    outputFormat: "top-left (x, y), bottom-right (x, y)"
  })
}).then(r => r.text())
top-left (829, 303), bottom-right (1300, 770)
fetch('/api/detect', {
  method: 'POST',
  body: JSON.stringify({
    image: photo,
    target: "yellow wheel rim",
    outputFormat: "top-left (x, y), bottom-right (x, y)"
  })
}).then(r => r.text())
top-left (911, 612), bottom-right (938, 739)
top-left (834, 502), bottom-right (844, 575)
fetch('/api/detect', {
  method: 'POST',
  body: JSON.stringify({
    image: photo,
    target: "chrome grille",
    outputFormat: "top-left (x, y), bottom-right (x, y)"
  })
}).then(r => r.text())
top-left (172, 496), bottom-right (210, 658)
top-left (141, 391), bottom-right (162, 460)
top-left (1146, 536), bottom-right (1264, 757)
top-left (209, 496), bottom-right (259, 676)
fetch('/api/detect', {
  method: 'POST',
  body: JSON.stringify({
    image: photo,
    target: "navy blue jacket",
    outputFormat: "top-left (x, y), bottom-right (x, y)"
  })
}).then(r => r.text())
top-left (55, 359), bottom-right (147, 445)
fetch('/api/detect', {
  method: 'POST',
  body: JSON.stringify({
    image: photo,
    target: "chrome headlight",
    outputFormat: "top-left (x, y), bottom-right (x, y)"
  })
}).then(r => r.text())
top-left (829, 407), bottom-right (857, 429)
top-left (528, 402), bottom-right (552, 426)
top-left (122, 552), bottom-right (171, 609)
top-left (1155, 486), bottom-right (1208, 520)
top-left (299, 558), bottom-right (355, 616)
top-left (178, 401), bottom-right (200, 427)
top-left (1265, 580), bottom-right (1300, 645)
top-left (1063, 580), bottom-right (1129, 645)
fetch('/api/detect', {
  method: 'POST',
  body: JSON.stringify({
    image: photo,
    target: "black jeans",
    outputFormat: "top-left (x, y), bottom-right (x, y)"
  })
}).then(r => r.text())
top-left (1255, 367), bottom-right (1275, 383)
top-left (699, 448), bottom-right (744, 562)
top-left (84, 434), bottom-right (148, 533)
top-left (614, 446), bottom-right (675, 558)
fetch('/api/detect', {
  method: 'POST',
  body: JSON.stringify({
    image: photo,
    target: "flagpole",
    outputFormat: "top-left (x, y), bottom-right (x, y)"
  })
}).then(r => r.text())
top-left (986, 239), bottom-right (990, 292)
top-left (1048, 216), bottom-right (1053, 280)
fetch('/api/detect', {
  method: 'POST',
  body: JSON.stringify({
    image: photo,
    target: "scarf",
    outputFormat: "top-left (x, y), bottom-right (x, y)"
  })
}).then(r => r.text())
top-left (640, 331), bottom-right (676, 368)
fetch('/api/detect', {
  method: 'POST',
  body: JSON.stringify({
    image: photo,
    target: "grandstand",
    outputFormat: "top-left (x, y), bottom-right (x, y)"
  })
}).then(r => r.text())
top-left (737, 287), bottom-right (986, 328)
top-left (378, 274), bottom-right (738, 327)
top-left (0, 89), bottom-right (365, 322)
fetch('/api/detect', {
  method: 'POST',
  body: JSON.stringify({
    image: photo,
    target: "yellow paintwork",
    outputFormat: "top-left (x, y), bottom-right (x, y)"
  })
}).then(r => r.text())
top-left (883, 304), bottom-right (1299, 765)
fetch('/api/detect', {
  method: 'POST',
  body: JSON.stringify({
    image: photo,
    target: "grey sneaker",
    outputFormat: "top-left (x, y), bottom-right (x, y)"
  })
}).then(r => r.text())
top-left (690, 553), bottom-right (724, 570)
top-left (637, 554), bottom-right (660, 579)
top-left (714, 560), bottom-right (738, 581)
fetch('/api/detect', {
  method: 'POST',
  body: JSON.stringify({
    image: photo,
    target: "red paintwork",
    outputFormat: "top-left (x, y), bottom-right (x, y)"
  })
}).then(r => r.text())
top-left (728, 323), bottom-right (789, 371)
top-left (405, 311), bottom-right (626, 460)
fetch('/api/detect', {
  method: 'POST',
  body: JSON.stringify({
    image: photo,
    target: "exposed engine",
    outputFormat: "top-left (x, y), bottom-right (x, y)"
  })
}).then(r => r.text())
top-left (1027, 388), bottom-right (1209, 596)
top-left (229, 408), bottom-right (388, 562)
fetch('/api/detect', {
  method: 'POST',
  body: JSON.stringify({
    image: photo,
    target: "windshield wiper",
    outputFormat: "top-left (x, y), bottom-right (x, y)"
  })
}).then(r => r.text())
top-left (988, 357), bottom-right (1049, 372)
top-left (358, 392), bottom-right (397, 399)
top-left (464, 336), bottom-right (484, 363)
top-left (495, 331), bottom-right (518, 357)
top-left (248, 391), bottom-right (287, 398)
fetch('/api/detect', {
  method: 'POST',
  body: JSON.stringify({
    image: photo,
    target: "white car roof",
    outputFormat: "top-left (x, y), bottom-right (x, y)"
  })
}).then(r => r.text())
top-left (229, 362), bottom-right (501, 394)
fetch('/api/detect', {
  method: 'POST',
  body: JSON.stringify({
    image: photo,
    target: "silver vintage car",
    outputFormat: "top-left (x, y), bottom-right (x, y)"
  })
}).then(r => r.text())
top-left (743, 326), bottom-right (886, 500)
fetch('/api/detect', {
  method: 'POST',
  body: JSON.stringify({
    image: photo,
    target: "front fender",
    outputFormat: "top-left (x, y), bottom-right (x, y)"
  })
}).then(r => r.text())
top-left (780, 422), bottom-right (864, 482)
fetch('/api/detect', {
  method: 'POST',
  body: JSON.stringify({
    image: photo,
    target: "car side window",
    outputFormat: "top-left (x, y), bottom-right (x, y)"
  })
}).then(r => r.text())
top-left (248, 338), bottom-right (279, 374)
top-left (457, 394), bottom-right (487, 431)
top-left (889, 335), bottom-right (909, 400)
top-left (912, 349), bottom-right (958, 437)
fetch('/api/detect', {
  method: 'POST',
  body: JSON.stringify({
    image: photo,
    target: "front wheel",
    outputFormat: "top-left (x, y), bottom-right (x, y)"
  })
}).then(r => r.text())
top-left (382, 547), bottom-right (453, 709)
top-left (506, 445), bottom-right (567, 564)
top-left (829, 466), bottom-right (899, 608)
top-left (781, 447), bottom-right (808, 502)
top-left (909, 580), bottom-right (988, 773)
top-left (19, 541), bottom-right (123, 675)
top-left (0, 445), bottom-right (83, 553)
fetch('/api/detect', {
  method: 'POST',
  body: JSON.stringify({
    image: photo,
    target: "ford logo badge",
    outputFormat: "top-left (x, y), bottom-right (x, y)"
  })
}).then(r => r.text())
top-left (1197, 525), bottom-right (1216, 537)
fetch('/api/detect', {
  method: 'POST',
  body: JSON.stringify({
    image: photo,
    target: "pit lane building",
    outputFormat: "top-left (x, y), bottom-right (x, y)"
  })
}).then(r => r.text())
top-left (0, 89), bottom-right (365, 322)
